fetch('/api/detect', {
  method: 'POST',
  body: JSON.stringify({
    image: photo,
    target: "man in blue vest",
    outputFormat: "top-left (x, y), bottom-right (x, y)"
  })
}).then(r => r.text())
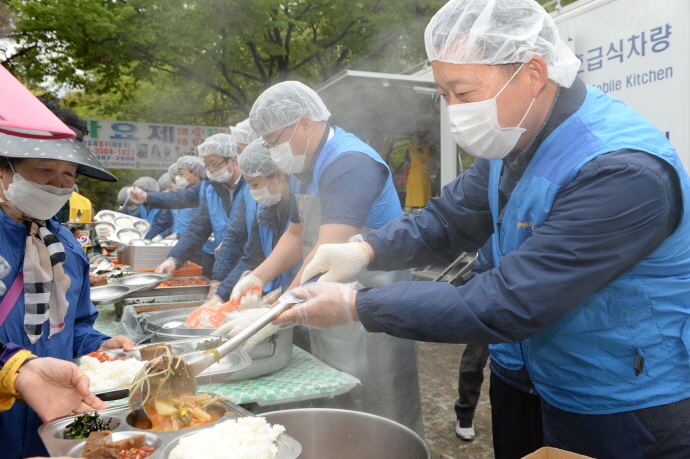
top-left (276, 0), bottom-right (690, 457)
top-left (230, 80), bottom-right (425, 435)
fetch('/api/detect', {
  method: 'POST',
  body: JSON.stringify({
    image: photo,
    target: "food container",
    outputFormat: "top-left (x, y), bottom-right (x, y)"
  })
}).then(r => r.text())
top-left (123, 244), bottom-right (176, 270)
top-left (143, 307), bottom-right (294, 382)
top-left (126, 277), bottom-right (211, 298)
top-left (76, 338), bottom-right (251, 401)
top-left (114, 294), bottom-right (208, 318)
top-left (94, 211), bottom-right (151, 245)
top-left (112, 273), bottom-right (173, 293)
top-left (90, 285), bottom-right (132, 305)
top-left (260, 408), bottom-right (430, 459)
top-left (38, 399), bottom-right (302, 458)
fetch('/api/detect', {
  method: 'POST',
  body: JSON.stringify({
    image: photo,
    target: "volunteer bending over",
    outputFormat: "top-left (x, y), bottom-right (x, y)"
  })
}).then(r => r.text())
top-left (232, 118), bottom-right (261, 154)
top-left (206, 139), bottom-right (298, 307)
top-left (278, 1), bottom-right (690, 457)
top-left (0, 103), bottom-right (133, 458)
top-left (232, 81), bottom-right (423, 435)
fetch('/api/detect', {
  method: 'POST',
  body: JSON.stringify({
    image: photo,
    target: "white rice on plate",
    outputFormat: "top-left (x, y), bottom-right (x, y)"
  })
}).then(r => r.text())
top-left (79, 355), bottom-right (146, 392)
top-left (168, 417), bottom-right (286, 459)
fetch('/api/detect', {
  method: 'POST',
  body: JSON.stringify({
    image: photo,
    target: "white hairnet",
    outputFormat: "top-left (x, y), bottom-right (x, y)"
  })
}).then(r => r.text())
top-left (232, 119), bottom-right (261, 145)
top-left (176, 155), bottom-right (207, 179)
top-left (117, 186), bottom-right (129, 205)
top-left (133, 176), bottom-right (159, 192)
top-left (238, 139), bottom-right (278, 178)
top-left (157, 173), bottom-right (174, 189)
top-left (424, 0), bottom-right (581, 88)
top-left (249, 81), bottom-right (331, 136)
top-left (197, 133), bottom-right (237, 158)
top-left (168, 162), bottom-right (180, 177)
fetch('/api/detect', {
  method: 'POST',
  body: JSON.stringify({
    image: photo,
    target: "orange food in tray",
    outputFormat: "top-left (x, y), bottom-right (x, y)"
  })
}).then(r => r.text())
top-left (158, 278), bottom-right (210, 288)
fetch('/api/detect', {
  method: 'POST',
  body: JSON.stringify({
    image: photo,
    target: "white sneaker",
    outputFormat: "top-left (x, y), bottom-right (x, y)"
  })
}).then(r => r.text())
top-left (455, 418), bottom-right (475, 441)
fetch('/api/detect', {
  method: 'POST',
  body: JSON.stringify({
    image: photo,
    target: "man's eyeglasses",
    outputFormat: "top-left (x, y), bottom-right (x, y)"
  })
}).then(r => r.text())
top-left (205, 158), bottom-right (228, 172)
top-left (262, 125), bottom-right (291, 149)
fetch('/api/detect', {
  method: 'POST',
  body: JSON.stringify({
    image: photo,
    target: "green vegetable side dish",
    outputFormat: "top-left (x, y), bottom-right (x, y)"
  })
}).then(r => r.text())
top-left (110, 271), bottom-right (135, 278)
top-left (196, 337), bottom-right (225, 351)
top-left (63, 412), bottom-right (112, 439)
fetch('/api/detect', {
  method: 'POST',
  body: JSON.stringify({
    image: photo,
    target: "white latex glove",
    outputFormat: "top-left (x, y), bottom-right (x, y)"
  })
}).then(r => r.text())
top-left (300, 242), bottom-right (371, 284)
top-left (214, 242), bottom-right (222, 257)
top-left (127, 186), bottom-right (147, 203)
top-left (151, 235), bottom-right (163, 243)
top-left (155, 257), bottom-right (178, 274)
top-left (273, 281), bottom-right (359, 329)
top-left (207, 279), bottom-right (221, 299)
top-left (94, 224), bottom-right (113, 242)
top-left (165, 233), bottom-right (178, 240)
top-left (212, 308), bottom-right (278, 351)
top-left (230, 273), bottom-right (264, 302)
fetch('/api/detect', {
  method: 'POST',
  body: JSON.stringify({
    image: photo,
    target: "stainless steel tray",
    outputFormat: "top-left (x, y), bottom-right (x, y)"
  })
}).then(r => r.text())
top-left (91, 285), bottom-right (132, 305)
top-left (38, 399), bottom-right (301, 458)
top-left (144, 308), bottom-right (294, 382)
top-left (122, 294), bottom-right (208, 306)
top-left (112, 272), bottom-right (172, 292)
top-left (77, 338), bottom-right (252, 401)
top-left (126, 277), bottom-right (211, 298)
top-left (94, 210), bottom-right (151, 245)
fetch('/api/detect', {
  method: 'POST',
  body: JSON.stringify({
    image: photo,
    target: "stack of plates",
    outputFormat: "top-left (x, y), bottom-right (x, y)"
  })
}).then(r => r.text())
top-left (125, 244), bottom-right (174, 269)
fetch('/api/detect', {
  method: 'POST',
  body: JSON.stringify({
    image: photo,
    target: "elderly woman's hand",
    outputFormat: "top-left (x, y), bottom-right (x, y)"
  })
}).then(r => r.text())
top-left (97, 335), bottom-right (134, 352)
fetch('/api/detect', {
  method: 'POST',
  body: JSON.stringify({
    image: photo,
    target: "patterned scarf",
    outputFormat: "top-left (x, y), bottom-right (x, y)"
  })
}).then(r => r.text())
top-left (22, 221), bottom-right (71, 344)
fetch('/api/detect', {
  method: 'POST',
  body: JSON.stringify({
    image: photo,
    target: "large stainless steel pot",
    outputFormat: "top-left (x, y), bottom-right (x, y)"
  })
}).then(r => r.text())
top-left (260, 408), bottom-right (430, 459)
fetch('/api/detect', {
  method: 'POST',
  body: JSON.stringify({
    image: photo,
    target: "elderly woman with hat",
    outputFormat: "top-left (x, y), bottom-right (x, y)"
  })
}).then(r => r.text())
top-left (0, 101), bottom-right (134, 458)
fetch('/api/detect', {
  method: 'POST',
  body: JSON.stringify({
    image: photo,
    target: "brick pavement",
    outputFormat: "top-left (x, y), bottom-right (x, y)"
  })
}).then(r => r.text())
top-left (417, 342), bottom-right (494, 459)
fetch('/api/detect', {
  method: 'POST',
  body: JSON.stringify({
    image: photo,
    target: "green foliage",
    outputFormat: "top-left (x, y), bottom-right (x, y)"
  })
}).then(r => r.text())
top-left (77, 168), bottom-right (160, 213)
top-left (5, 0), bottom-right (444, 126)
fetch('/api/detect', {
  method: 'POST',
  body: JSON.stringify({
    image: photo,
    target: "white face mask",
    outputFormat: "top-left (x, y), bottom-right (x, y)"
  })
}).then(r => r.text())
top-left (207, 160), bottom-right (233, 183)
top-left (447, 64), bottom-right (536, 160)
top-left (0, 172), bottom-right (73, 220)
top-left (269, 124), bottom-right (309, 174)
top-left (250, 177), bottom-right (282, 207)
top-left (175, 175), bottom-right (189, 189)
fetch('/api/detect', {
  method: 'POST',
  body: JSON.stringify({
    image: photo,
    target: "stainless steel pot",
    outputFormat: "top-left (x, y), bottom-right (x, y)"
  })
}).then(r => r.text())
top-left (260, 408), bottom-right (430, 459)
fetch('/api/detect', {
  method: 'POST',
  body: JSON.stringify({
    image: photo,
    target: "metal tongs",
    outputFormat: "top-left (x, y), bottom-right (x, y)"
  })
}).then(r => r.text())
top-left (128, 285), bottom-right (309, 421)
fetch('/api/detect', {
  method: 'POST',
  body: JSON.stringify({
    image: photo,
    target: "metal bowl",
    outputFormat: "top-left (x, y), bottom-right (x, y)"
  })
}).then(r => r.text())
top-left (133, 221), bottom-right (149, 232)
top-left (95, 210), bottom-right (116, 222)
top-left (259, 409), bottom-right (430, 459)
top-left (114, 216), bottom-right (134, 227)
top-left (116, 228), bottom-right (143, 244)
top-left (91, 285), bottom-right (131, 305)
top-left (113, 273), bottom-right (172, 292)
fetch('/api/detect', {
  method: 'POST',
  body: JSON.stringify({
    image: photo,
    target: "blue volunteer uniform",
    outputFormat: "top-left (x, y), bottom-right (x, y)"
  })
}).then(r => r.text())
top-left (216, 197), bottom-right (298, 301)
top-left (354, 78), bottom-right (690, 457)
top-left (212, 185), bottom-right (257, 284)
top-left (130, 204), bottom-right (172, 240)
top-left (167, 178), bottom-right (245, 277)
top-left (0, 214), bottom-right (110, 459)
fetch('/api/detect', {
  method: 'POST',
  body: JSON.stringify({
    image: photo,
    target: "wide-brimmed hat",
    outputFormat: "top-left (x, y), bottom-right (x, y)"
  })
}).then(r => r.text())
top-left (0, 133), bottom-right (117, 182)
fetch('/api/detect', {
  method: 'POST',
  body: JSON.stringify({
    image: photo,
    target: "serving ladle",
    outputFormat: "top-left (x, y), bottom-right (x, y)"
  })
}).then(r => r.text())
top-left (128, 287), bottom-right (308, 422)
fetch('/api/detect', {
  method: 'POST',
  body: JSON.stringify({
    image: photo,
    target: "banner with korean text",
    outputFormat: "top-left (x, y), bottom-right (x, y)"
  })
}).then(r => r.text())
top-left (83, 119), bottom-right (230, 170)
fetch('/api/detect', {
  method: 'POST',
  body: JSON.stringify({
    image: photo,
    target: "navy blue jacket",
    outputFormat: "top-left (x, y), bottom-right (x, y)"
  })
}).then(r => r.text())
top-left (355, 78), bottom-right (682, 345)
top-left (167, 179), bottom-right (243, 265)
top-left (216, 198), bottom-right (292, 301)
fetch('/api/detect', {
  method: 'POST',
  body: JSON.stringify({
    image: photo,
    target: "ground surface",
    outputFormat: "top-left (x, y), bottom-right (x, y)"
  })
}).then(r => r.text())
top-left (417, 342), bottom-right (494, 459)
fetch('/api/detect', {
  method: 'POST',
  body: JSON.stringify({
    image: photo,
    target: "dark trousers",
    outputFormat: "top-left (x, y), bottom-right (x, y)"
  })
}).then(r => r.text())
top-left (541, 397), bottom-right (690, 459)
top-left (201, 250), bottom-right (215, 279)
top-left (454, 343), bottom-right (490, 419)
top-left (490, 372), bottom-right (543, 459)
